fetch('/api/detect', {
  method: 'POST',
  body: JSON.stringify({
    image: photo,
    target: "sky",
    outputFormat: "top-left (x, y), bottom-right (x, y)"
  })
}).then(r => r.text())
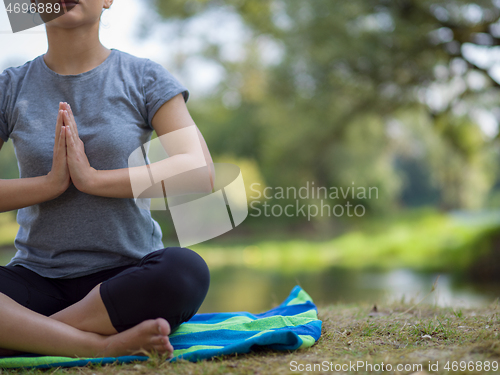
top-left (0, 0), bottom-right (228, 96)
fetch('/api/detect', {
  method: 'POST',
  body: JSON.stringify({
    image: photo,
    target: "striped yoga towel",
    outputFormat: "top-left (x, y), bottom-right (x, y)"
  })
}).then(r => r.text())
top-left (0, 285), bottom-right (322, 369)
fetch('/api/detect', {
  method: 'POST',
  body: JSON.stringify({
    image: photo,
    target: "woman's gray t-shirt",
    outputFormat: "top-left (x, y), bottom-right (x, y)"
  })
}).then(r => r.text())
top-left (0, 49), bottom-right (189, 278)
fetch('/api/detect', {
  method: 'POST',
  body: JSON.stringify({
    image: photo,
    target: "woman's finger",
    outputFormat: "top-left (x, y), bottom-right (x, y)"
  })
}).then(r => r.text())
top-left (66, 125), bottom-right (76, 150)
top-left (55, 124), bottom-right (64, 161)
top-left (64, 110), bottom-right (78, 145)
top-left (54, 107), bottom-right (63, 148)
top-left (66, 103), bottom-right (79, 137)
top-left (63, 102), bottom-right (79, 139)
top-left (58, 125), bottom-right (66, 154)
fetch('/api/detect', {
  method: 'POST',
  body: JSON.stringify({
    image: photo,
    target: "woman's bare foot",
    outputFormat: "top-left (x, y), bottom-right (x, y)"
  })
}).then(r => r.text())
top-left (98, 318), bottom-right (174, 357)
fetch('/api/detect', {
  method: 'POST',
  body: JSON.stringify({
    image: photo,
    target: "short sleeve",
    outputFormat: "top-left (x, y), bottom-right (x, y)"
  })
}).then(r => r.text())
top-left (0, 69), bottom-right (12, 142)
top-left (142, 59), bottom-right (189, 128)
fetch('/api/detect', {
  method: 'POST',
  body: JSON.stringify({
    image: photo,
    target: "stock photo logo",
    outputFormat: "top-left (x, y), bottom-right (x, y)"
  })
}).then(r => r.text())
top-left (128, 125), bottom-right (248, 247)
top-left (4, 0), bottom-right (78, 33)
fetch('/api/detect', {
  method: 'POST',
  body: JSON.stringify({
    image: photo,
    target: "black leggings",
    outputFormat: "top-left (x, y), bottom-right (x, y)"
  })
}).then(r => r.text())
top-left (0, 247), bottom-right (210, 333)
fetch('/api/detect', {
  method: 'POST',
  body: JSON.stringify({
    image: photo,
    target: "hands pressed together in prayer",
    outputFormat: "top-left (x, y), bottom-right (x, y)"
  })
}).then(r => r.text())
top-left (46, 102), bottom-right (97, 196)
top-left (43, 95), bottom-right (213, 201)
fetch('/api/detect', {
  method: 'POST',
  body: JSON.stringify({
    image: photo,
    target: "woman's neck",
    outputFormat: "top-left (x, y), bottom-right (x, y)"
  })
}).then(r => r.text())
top-left (43, 23), bottom-right (110, 75)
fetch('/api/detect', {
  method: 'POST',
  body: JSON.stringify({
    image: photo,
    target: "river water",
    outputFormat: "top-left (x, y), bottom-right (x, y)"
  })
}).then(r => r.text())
top-left (197, 266), bottom-right (500, 313)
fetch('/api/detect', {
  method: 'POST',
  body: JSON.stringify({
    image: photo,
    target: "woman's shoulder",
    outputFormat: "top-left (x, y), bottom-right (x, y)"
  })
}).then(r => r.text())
top-left (0, 57), bottom-right (41, 99)
top-left (1, 57), bottom-right (38, 82)
top-left (112, 49), bottom-right (174, 75)
top-left (112, 49), bottom-right (157, 68)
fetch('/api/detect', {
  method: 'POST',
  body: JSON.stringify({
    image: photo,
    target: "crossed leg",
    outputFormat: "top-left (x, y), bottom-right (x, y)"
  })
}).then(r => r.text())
top-left (0, 247), bottom-right (209, 358)
top-left (0, 291), bottom-right (173, 358)
top-left (50, 284), bottom-right (121, 335)
top-left (48, 283), bottom-right (174, 352)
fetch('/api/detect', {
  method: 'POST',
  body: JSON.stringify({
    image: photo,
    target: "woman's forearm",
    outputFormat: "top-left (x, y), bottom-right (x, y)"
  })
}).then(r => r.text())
top-left (62, 98), bottom-right (215, 200)
top-left (83, 126), bottom-right (215, 199)
top-left (0, 175), bottom-right (63, 212)
top-left (83, 153), bottom-right (213, 199)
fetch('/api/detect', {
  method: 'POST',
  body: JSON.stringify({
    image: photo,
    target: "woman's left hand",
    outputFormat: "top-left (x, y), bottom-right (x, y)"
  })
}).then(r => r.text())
top-left (62, 102), bottom-right (97, 194)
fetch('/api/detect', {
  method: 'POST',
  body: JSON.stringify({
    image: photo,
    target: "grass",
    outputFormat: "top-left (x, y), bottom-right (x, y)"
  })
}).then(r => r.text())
top-left (1, 297), bottom-right (499, 375)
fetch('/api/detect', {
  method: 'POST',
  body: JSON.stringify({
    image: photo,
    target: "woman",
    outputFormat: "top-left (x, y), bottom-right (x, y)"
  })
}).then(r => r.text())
top-left (0, 0), bottom-right (212, 357)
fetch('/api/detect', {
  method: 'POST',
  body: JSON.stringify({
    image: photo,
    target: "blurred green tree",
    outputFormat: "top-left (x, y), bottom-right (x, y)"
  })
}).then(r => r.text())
top-left (149, 0), bottom-right (500, 211)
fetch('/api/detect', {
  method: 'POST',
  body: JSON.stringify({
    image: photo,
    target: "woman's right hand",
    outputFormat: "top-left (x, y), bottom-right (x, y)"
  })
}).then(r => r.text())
top-left (45, 103), bottom-right (71, 197)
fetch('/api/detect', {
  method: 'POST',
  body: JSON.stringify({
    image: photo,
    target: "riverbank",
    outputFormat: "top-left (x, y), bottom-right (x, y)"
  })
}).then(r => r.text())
top-left (3, 298), bottom-right (498, 374)
top-left (188, 210), bottom-right (500, 280)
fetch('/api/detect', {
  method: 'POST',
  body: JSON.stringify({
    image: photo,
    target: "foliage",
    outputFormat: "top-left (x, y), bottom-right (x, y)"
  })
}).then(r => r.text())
top-left (0, 138), bottom-right (19, 181)
top-left (190, 208), bottom-right (500, 273)
top-left (148, 0), bottom-right (500, 211)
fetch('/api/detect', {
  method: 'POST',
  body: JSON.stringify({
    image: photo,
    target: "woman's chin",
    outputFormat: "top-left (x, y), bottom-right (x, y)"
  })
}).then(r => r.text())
top-left (45, 15), bottom-right (95, 30)
top-left (43, 5), bottom-right (91, 27)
